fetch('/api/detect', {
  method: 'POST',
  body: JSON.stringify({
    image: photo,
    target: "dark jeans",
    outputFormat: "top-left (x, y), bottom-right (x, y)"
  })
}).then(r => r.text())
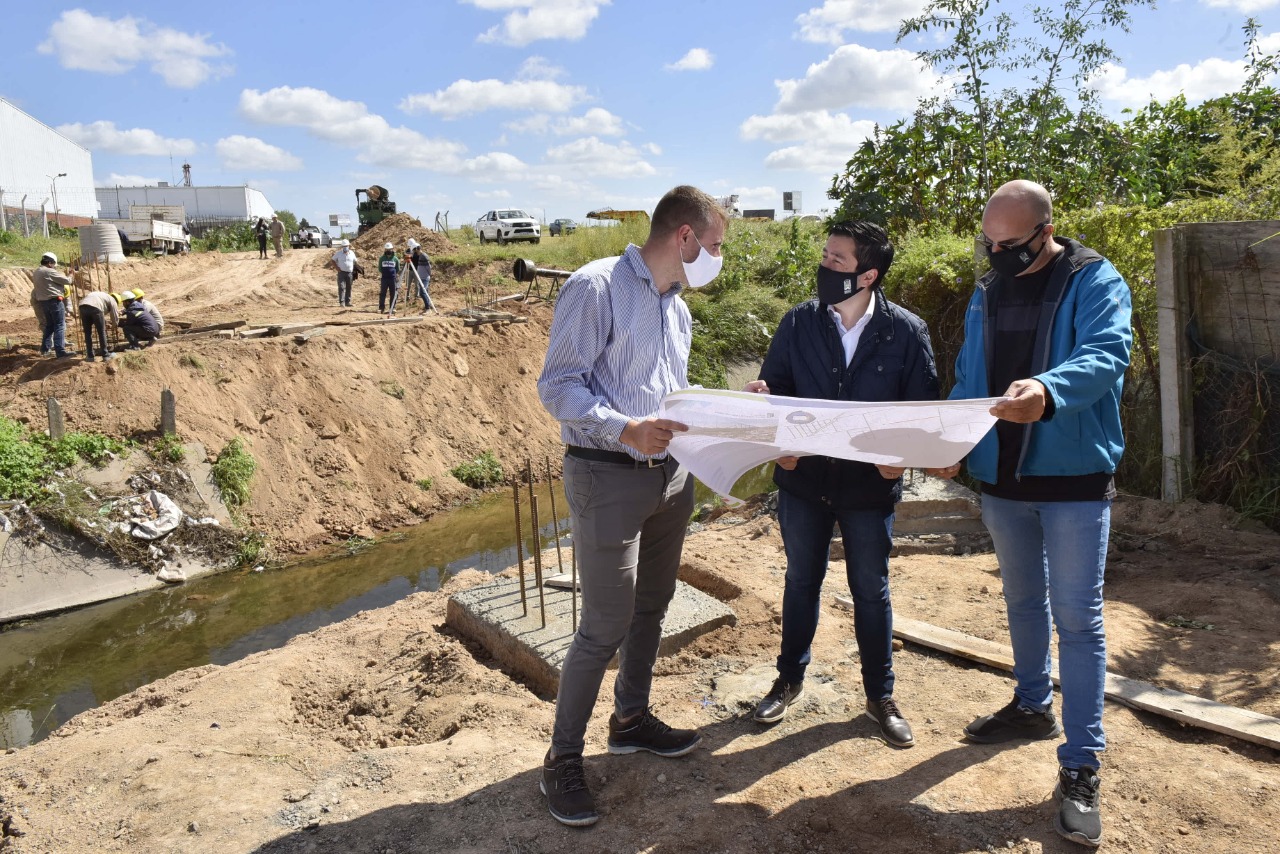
top-left (337, 271), bottom-right (353, 305)
top-left (379, 280), bottom-right (398, 312)
top-left (257, 234), bottom-right (268, 258)
top-left (81, 306), bottom-right (109, 357)
top-left (123, 324), bottom-right (158, 346)
top-left (777, 489), bottom-right (896, 700)
top-left (39, 299), bottom-right (68, 355)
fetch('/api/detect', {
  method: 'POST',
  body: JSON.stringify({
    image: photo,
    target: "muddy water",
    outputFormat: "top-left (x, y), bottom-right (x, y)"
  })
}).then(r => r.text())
top-left (0, 466), bottom-right (774, 749)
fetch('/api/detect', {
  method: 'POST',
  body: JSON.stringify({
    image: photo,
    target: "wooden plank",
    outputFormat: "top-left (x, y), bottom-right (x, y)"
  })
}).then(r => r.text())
top-left (347, 317), bottom-right (424, 328)
top-left (892, 616), bottom-right (1280, 751)
top-left (179, 320), bottom-right (246, 335)
top-left (268, 323), bottom-right (318, 337)
top-left (151, 329), bottom-right (230, 344)
top-left (293, 328), bottom-right (326, 344)
top-left (239, 327), bottom-right (273, 339)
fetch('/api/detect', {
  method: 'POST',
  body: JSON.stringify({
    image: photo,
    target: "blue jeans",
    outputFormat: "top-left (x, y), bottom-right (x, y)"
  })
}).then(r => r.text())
top-left (418, 276), bottom-right (433, 309)
top-left (981, 494), bottom-right (1109, 770)
top-left (379, 280), bottom-right (397, 312)
top-left (40, 299), bottom-right (68, 356)
top-left (777, 490), bottom-right (896, 700)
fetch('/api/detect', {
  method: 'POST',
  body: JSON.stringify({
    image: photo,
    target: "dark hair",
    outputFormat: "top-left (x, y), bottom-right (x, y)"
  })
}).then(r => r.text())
top-left (827, 221), bottom-right (893, 286)
top-left (649, 185), bottom-right (728, 240)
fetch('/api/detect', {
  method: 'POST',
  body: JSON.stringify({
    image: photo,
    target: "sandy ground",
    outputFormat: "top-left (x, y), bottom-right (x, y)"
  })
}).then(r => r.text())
top-left (0, 249), bottom-right (1277, 852)
top-left (0, 496), bottom-right (1276, 853)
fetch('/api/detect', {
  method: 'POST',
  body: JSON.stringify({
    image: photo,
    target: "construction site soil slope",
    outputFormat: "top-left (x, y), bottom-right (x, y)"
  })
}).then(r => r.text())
top-left (0, 249), bottom-right (560, 553)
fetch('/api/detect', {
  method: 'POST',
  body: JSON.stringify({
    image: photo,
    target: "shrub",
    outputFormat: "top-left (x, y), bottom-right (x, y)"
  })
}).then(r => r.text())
top-left (415, 477), bottom-right (433, 491)
top-left (211, 437), bottom-right (256, 508)
top-left (379, 380), bottom-right (406, 399)
top-left (154, 433), bottom-right (185, 463)
top-left (0, 417), bottom-right (129, 500)
top-left (449, 451), bottom-right (504, 489)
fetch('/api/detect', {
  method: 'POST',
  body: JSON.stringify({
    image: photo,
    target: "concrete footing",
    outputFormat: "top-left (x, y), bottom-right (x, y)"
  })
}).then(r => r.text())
top-left (831, 474), bottom-right (992, 559)
top-left (446, 575), bottom-right (736, 697)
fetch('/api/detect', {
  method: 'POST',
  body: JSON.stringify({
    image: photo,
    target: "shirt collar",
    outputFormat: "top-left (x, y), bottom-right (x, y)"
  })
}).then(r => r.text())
top-left (623, 244), bottom-right (682, 297)
top-left (827, 292), bottom-right (875, 334)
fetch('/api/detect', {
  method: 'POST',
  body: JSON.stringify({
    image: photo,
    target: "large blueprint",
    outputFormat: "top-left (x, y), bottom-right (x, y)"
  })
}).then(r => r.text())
top-left (658, 388), bottom-right (1003, 502)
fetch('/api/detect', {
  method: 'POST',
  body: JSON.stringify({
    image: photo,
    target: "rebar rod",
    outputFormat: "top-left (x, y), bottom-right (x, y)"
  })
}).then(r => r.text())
top-left (512, 479), bottom-right (527, 616)
top-left (530, 495), bottom-right (547, 628)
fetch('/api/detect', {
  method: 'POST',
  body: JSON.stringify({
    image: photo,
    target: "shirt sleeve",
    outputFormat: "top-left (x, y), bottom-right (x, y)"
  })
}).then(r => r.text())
top-left (536, 274), bottom-right (631, 442)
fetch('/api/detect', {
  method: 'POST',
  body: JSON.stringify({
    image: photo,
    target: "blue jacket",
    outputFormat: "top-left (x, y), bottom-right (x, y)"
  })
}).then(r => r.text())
top-left (759, 289), bottom-right (940, 510)
top-left (949, 238), bottom-right (1132, 483)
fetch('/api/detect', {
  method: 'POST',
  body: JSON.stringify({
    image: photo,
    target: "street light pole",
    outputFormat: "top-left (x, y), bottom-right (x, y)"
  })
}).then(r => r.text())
top-left (47, 173), bottom-right (66, 229)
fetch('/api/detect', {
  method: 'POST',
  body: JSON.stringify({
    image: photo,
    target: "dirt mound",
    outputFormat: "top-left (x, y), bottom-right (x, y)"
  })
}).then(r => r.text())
top-left (350, 214), bottom-right (458, 258)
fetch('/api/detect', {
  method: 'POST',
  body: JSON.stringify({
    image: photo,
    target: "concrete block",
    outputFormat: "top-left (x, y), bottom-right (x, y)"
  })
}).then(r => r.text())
top-left (447, 576), bottom-right (736, 696)
top-left (893, 513), bottom-right (989, 536)
top-left (895, 476), bottom-right (981, 519)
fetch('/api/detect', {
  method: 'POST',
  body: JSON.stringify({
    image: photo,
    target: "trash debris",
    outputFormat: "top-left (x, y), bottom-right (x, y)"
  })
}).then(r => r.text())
top-left (125, 490), bottom-right (183, 540)
top-left (157, 563), bottom-right (187, 584)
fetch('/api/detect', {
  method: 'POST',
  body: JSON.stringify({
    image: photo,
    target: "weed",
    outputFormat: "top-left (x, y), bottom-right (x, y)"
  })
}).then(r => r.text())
top-left (235, 530), bottom-right (269, 568)
top-left (0, 417), bottom-right (129, 500)
top-left (449, 450), bottom-right (504, 489)
top-left (154, 433), bottom-right (185, 463)
top-left (178, 353), bottom-right (206, 370)
top-left (344, 535), bottom-right (376, 555)
top-left (379, 380), bottom-right (406, 399)
top-left (415, 477), bottom-right (433, 491)
top-left (211, 437), bottom-right (256, 508)
top-left (118, 351), bottom-right (146, 370)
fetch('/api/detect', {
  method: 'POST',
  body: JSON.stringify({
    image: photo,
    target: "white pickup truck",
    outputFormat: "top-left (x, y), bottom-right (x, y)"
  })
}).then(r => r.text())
top-left (475, 209), bottom-right (541, 245)
top-left (102, 218), bottom-right (189, 255)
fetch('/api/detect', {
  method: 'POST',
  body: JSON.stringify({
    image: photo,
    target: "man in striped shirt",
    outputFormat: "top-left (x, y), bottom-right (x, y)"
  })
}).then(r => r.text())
top-left (536, 185), bottom-right (728, 828)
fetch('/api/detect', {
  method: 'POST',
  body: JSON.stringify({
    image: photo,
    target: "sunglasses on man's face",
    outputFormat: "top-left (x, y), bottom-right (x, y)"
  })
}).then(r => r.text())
top-left (979, 221), bottom-right (1048, 251)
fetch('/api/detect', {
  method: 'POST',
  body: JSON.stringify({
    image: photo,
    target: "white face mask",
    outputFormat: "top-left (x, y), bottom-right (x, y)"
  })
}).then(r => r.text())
top-left (680, 231), bottom-right (723, 289)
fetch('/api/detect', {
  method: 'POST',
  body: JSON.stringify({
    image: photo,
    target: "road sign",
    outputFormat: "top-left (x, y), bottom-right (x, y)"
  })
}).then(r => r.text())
top-left (329, 214), bottom-right (352, 228)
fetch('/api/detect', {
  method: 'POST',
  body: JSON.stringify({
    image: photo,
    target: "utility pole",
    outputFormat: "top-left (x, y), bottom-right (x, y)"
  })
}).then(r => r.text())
top-left (47, 173), bottom-right (66, 228)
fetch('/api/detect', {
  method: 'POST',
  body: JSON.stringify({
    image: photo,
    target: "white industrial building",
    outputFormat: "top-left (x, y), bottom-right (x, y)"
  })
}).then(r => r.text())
top-left (0, 97), bottom-right (97, 223)
top-left (95, 184), bottom-right (275, 224)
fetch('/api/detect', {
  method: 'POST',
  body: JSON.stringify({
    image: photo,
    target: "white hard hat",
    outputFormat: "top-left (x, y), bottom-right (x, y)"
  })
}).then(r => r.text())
top-left (42, 252), bottom-right (57, 264)
top-left (120, 290), bottom-right (137, 301)
top-left (384, 242), bottom-right (394, 250)
top-left (406, 238), bottom-right (420, 250)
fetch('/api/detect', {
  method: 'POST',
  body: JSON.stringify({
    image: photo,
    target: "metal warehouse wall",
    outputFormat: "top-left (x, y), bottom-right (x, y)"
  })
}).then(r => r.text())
top-left (94, 185), bottom-right (276, 222)
top-left (0, 98), bottom-right (97, 220)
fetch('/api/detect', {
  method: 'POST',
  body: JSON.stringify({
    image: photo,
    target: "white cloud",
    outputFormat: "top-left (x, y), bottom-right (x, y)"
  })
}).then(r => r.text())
top-left (1090, 58), bottom-right (1258, 107)
top-left (775, 44), bottom-right (938, 113)
top-left (38, 9), bottom-right (232, 88)
top-left (215, 135), bottom-right (303, 172)
top-left (506, 108), bottom-right (626, 136)
top-left (642, 142), bottom-right (662, 155)
top-left (56, 120), bottom-right (197, 156)
top-left (666, 48), bottom-right (714, 72)
top-left (475, 189), bottom-right (513, 200)
top-left (401, 79), bottom-right (588, 118)
top-left (96, 173), bottom-right (163, 187)
top-left (239, 86), bottom-right (473, 171)
top-left (1202, 0), bottom-right (1280, 13)
top-left (516, 56), bottom-right (567, 81)
top-left (740, 110), bottom-right (877, 174)
top-left (1262, 32), bottom-right (1280, 52)
top-left (467, 0), bottom-right (612, 46)
top-left (795, 0), bottom-right (929, 43)
top-left (544, 137), bottom-right (657, 177)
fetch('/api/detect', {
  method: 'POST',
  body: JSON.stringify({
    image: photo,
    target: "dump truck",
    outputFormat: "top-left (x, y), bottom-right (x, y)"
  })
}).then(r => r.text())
top-left (356, 185), bottom-right (396, 235)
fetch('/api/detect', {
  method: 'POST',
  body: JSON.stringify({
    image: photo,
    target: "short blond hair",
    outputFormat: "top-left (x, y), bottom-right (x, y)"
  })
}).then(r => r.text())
top-left (649, 185), bottom-right (728, 240)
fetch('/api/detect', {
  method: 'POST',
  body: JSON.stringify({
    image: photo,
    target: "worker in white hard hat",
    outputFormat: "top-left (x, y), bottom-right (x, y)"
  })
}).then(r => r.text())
top-left (378, 242), bottom-right (401, 315)
top-left (405, 238), bottom-right (435, 313)
top-left (331, 239), bottom-right (358, 307)
top-left (31, 252), bottom-right (75, 358)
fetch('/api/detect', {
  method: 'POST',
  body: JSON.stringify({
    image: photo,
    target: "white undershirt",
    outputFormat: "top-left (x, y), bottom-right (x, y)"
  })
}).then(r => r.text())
top-left (828, 296), bottom-right (876, 366)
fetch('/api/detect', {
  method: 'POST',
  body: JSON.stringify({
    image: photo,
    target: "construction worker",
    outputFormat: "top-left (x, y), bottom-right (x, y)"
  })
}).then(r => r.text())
top-left (378, 242), bottom-right (400, 314)
top-left (79, 291), bottom-right (121, 362)
top-left (31, 252), bottom-right (74, 358)
top-left (406, 238), bottom-right (434, 313)
top-left (269, 215), bottom-right (285, 257)
top-left (119, 291), bottom-right (161, 349)
top-left (127, 288), bottom-right (165, 336)
top-left (332, 240), bottom-right (357, 307)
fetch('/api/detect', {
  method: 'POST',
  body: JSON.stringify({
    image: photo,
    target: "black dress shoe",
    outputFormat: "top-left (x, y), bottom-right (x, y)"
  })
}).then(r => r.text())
top-left (753, 677), bottom-right (804, 724)
top-left (865, 697), bottom-right (915, 747)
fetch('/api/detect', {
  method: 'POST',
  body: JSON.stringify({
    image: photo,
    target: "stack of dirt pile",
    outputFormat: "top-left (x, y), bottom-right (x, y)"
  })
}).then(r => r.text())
top-left (351, 214), bottom-right (458, 257)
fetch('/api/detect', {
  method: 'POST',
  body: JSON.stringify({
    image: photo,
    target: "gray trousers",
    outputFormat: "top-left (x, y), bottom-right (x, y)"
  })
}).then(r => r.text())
top-left (550, 454), bottom-right (696, 756)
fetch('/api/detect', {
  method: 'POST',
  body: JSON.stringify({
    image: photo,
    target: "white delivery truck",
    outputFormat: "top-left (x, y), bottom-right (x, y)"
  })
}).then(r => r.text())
top-left (99, 217), bottom-right (190, 255)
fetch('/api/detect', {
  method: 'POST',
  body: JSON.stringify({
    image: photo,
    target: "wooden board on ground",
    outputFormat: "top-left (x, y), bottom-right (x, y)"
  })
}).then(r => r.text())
top-left (152, 329), bottom-right (233, 344)
top-left (293, 328), bottom-right (325, 344)
top-left (892, 615), bottom-right (1280, 751)
top-left (179, 320), bottom-right (246, 335)
top-left (239, 327), bottom-right (273, 339)
top-left (347, 317), bottom-right (424, 328)
top-left (454, 306), bottom-right (528, 328)
top-left (267, 324), bottom-right (318, 337)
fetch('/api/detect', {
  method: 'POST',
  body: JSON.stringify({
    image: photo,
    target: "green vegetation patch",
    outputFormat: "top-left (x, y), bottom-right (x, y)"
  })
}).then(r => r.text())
top-left (449, 450), bottom-right (504, 489)
top-left (211, 437), bottom-right (257, 508)
top-left (0, 416), bottom-right (129, 501)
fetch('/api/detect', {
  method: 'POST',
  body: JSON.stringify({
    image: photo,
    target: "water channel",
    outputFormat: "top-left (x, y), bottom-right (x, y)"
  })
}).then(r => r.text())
top-left (0, 465), bottom-right (775, 749)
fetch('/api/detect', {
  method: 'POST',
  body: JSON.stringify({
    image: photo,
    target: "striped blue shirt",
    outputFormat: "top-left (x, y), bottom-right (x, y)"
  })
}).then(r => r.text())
top-left (538, 244), bottom-right (692, 460)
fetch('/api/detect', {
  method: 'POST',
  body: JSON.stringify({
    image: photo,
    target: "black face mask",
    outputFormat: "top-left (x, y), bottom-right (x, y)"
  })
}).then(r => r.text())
top-left (816, 263), bottom-right (867, 304)
top-left (985, 230), bottom-right (1046, 278)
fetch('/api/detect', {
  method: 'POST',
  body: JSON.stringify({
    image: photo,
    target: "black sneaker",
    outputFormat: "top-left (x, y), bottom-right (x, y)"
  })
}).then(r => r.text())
top-left (865, 696), bottom-right (916, 747)
top-left (753, 677), bottom-right (804, 724)
top-left (607, 710), bottom-right (700, 757)
top-left (964, 696), bottom-right (1063, 744)
top-left (539, 752), bottom-right (598, 827)
top-left (1055, 765), bottom-right (1102, 847)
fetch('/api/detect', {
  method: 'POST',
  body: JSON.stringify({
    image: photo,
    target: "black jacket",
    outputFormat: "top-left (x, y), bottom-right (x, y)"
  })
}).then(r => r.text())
top-left (759, 289), bottom-right (940, 510)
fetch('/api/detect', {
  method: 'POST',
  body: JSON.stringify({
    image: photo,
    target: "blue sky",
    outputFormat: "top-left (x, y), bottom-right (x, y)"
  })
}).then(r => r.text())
top-left (5, 1), bottom-right (1278, 231)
